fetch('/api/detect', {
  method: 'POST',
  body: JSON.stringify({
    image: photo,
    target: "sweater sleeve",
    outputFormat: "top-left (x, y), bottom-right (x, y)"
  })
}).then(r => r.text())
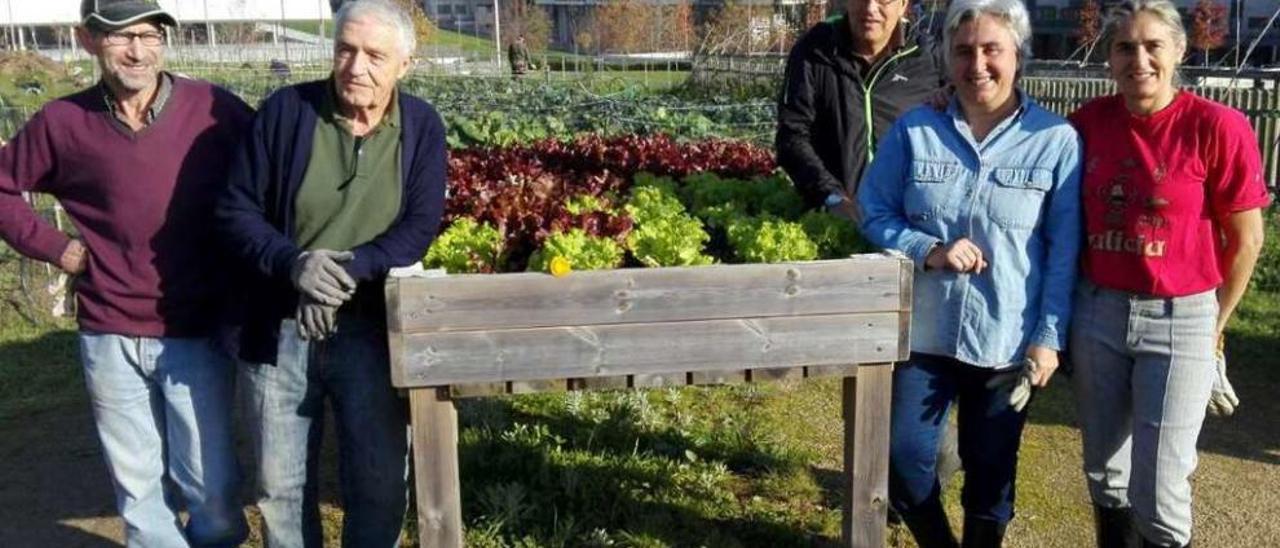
top-left (215, 94), bottom-right (305, 282)
top-left (0, 108), bottom-right (72, 265)
top-left (857, 118), bottom-right (941, 270)
top-left (345, 100), bottom-right (448, 281)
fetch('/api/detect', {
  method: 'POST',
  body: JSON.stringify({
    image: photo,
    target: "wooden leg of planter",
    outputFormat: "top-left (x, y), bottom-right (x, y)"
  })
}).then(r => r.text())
top-left (410, 387), bottom-right (463, 548)
top-left (842, 363), bottom-right (892, 548)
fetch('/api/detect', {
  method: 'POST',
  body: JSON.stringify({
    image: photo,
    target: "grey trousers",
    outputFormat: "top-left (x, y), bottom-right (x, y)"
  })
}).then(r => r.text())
top-left (1069, 280), bottom-right (1217, 547)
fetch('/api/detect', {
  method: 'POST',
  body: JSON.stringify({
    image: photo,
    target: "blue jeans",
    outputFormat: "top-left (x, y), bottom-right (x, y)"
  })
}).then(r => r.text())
top-left (241, 314), bottom-right (409, 548)
top-left (1070, 281), bottom-right (1217, 547)
top-left (79, 332), bottom-right (247, 548)
top-left (889, 353), bottom-right (1029, 525)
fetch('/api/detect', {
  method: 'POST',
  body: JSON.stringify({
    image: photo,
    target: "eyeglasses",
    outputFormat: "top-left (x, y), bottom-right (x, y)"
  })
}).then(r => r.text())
top-left (851, 0), bottom-right (903, 5)
top-left (102, 30), bottom-right (165, 47)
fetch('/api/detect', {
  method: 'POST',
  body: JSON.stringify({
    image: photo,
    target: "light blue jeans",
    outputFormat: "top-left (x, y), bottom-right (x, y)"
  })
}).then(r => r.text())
top-left (79, 332), bottom-right (247, 548)
top-left (240, 315), bottom-right (409, 548)
top-left (1069, 280), bottom-right (1218, 547)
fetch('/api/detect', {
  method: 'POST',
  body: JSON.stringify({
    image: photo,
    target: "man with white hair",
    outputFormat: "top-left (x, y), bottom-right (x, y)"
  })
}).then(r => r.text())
top-left (216, 0), bottom-right (447, 545)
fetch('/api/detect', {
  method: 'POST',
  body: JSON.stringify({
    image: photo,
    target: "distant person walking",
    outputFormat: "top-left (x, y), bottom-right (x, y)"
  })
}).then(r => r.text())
top-left (509, 34), bottom-right (534, 77)
top-left (0, 1), bottom-right (252, 545)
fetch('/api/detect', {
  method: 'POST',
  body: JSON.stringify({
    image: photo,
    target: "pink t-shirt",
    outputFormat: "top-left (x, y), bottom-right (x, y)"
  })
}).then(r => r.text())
top-left (1070, 92), bottom-right (1271, 297)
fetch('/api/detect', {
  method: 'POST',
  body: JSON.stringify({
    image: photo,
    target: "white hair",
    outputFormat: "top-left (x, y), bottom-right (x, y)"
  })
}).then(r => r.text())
top-left (334, 0), bottom-right (417, 57)
top-left (942, 0), bottom-right (1033, 72)
top-left (1102, 0), bottom-right (1188, 53)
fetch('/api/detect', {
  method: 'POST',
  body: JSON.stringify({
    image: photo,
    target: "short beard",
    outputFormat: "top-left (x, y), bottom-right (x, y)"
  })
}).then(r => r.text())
top-left (99, 59), bottom-right (158, 95)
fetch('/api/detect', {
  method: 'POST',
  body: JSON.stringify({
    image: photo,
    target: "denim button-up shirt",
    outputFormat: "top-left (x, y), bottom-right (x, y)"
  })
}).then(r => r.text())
top-left (857, 92), bottom-right (1082, 368)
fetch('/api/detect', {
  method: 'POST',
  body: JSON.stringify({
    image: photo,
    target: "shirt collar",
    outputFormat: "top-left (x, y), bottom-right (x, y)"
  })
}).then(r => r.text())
top-left (325, 77), bottom-right (401, 133)
top-left (101, 72), bottom-right (172, 127)
top-left (946, 87), bottom-right (1031, 123)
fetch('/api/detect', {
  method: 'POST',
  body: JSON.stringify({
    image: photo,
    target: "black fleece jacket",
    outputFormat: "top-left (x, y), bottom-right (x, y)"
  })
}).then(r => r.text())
top-left (776, 16), bottom-right (944, 209)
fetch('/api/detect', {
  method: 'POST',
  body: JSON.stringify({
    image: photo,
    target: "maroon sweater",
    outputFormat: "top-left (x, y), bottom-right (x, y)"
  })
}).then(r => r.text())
top-left (0, 77), bottom-right (252, 337)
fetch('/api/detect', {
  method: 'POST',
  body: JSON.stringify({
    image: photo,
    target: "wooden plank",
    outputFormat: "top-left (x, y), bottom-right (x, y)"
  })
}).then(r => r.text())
top-left (511, 379), bottom-right (571, 394)
top-left (690, 370), bottom-right (748, 385)
top-left (385, 280), bottom-right (408, 387)
top-left (575, 376), bottom-right (631, 390)
top-left (410, 388), bottom-right (463, 548)
top-left (750, 367), bottom-right (804, 382)
top-left (632, 373), bottom-right (688, 388)
top-left (842, 364), bottom-right (892, 548)
top-left (806, 364), bottom-right (862, 378)
top-left (394, 312), bottom-right (901, 387)
top-left (450, 382), bottom-right (509, 398)
top-left (391, 258), bottom-right (905, 333)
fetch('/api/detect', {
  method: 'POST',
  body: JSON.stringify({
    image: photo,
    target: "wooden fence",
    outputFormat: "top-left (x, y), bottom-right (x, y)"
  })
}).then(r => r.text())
top-left (1021, 77), bottom-right (1280, 188)
top-left (385, 255), bottom-right (913, 547)
top-left (691, 56), bottom-right (1280, 188)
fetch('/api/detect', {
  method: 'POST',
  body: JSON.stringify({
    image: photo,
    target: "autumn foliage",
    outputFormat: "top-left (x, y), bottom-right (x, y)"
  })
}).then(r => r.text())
top-left (1190, 0), bottom-right (1229, 65)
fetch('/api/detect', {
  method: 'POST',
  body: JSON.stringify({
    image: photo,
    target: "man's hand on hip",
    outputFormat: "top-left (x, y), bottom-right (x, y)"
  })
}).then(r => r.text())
top-left (59, 239), bottom-right (88, 275)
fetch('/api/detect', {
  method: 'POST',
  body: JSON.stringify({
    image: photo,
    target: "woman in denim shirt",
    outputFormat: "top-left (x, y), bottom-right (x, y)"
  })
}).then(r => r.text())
top-left (857, 0), bottom-right (1082, 546)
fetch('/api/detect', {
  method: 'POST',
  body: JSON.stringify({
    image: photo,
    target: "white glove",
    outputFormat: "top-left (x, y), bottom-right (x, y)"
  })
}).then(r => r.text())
top-left (986, 357), bottom-right (1038, 413)
top-left (1207, 337), bottom-right (1239, 417)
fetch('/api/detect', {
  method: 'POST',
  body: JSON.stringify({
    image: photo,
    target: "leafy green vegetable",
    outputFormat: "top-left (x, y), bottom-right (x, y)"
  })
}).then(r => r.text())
top-left (527, 229), bottom-right (625, 272)
top-left (799, 211), bottom-right (874, 260)
top-left (624, 184), bottom-right (713, 267)
top-left (423, 218), bottom-right (505, 274)
top-left (726, 217), bottom-right (818, 263)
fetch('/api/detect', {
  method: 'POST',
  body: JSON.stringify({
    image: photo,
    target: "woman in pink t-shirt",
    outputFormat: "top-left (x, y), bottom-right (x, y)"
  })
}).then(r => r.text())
top-left (1067, 2), bottom-right (1271, 547)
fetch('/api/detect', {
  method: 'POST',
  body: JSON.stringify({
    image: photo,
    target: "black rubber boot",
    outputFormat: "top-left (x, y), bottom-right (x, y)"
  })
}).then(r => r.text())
top-left (960, 516), bottom-right (1006, 548)
top-left (1094, 504), bottom-right (1139, 548)
top-left (899, 500), bottom-right (959, 548)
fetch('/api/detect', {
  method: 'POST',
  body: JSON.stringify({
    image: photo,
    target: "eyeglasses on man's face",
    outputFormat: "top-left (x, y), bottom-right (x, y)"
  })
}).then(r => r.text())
top-left (102, 30), bottom-right (165, 47)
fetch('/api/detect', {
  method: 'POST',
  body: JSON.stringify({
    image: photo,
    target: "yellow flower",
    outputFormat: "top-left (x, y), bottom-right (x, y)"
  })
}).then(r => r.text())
top-left (549, 256), bottom-right (572, 277)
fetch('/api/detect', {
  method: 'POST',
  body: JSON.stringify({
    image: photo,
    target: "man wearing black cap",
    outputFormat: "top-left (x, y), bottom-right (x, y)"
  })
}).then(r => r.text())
top-left (0, 1), bottom-right (252, 545)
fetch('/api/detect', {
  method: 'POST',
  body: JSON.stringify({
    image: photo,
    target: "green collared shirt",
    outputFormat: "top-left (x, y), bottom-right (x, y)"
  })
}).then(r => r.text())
top-left (293, 80), bottom-right (403, 251)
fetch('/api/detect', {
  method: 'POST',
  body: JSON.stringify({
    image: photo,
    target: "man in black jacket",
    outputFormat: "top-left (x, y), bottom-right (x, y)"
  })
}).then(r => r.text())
top-left (776, 0), bottom-right (963, 527)
top-left (776, 0), bottom-right (943, 220)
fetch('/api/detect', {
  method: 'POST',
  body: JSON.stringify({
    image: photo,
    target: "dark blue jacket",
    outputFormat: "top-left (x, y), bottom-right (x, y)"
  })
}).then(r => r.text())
top-left (216, 79), bottom-right (447, 364)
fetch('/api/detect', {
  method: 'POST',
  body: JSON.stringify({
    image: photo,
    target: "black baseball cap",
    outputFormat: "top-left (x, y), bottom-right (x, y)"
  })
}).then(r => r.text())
top-left (80, 0), bottom-right (178, 31)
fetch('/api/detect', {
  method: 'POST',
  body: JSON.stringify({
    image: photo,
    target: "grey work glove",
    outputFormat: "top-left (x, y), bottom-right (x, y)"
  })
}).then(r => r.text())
top-left (986, 357), bottom-right (1039, 413)
top-left (1207, 337), bottom-right (1239, 417)
top-left (296, 294), bottom-right (339, 341)
top-left (290, 250), bottom-right (356, 306)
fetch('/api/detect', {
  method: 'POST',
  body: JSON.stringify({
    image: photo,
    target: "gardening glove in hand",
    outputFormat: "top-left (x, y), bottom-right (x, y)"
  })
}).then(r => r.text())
top-left (290, 250), bottom-right (356, 306)
top-left (296, 294), bottom-right (338, 341)
top-left (1207, 336), bottom-right (1239, 417)
top-left (985, 357), bottom-right (1038, 413)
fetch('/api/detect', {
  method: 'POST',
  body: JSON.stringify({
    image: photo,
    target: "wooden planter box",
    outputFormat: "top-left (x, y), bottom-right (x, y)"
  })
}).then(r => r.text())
top-left (386, 255), bottom-right (913, 547)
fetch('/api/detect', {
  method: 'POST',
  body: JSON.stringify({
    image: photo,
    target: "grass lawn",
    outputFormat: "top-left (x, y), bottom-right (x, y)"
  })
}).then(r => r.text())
top-left (1, 286), bottom-right (1276, 546)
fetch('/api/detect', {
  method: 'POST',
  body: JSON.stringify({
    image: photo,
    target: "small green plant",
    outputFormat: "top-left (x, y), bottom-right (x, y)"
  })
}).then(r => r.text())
top-left (422, 218), bottom-right (505, 273)
top-left (726, 217), bottom-right (819, 263)
top-left (527, 229), bottom-right (625, 272)
top-left (799, 210), bottom-right (873, 259)
top-left (624, 185), bottom-right (713, 267)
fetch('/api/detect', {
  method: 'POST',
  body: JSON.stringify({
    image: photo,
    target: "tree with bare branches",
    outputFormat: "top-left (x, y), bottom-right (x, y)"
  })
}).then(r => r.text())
top-left (1190, 0), bottom-right (1229, 66)
top-left (1075, 0), bottom-right (1103, 63)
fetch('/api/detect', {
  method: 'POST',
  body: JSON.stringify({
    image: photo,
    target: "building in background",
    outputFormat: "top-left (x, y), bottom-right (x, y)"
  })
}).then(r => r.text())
top-left (1027, 0), bottom-right (1280, 65)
